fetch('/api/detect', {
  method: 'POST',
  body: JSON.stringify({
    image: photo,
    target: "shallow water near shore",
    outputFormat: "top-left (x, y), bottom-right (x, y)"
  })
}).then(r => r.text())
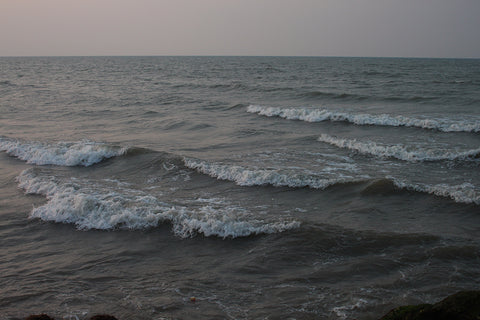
top-left (1, 56), bottom-right (479, 319)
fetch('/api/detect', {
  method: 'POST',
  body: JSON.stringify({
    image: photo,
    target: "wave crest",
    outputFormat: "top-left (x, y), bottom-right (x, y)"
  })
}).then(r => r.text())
top-left (391, 178), bottom-right (480, 205)
top-left (183, 157), bottom-right (365, 189)
top-left (318, 134), bottom-right (480, 162)
top-left (16, 169), bottom-right (299, 238)
top-left (247, 105), bottom-right (480, 133)
top-left (0, 137), bottom-right (128, 166)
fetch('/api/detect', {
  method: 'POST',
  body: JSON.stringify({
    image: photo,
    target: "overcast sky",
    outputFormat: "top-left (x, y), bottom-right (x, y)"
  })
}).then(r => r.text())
top-left (1, 0), bottom-right (479, 58)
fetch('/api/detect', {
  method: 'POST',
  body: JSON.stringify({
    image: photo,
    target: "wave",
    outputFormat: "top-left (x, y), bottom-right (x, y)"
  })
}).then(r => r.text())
top-left (247, 105), bottom-right (480, 133)
top-left (361, 178), bottom-right (479, 205)
top-left (184, 156), bottom-right (480, 204)
top-left (0, 137), bottom-right (129, 166)
top-left (300, 91), bottom-right (369, 101)
top-left (391, 178), bottom-right (480, 205)
top-left (183, 158), bottom-right (366, 189)
top-left (16, 168), bottom-right (299, 238)
top-left (360, 179), bottom-right (400, 195)
top-left (318, 134), bottom-right (480, 162)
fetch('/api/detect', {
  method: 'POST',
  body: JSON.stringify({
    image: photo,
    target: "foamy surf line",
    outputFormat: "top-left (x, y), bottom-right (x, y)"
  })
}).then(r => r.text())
top-left (183, 157), bottom-right (367, 189)
top-left (16, 168), bottom-right (299, 238)
top-left (0, 137), bottom-right (128, 166)
top-left (247, 105), bottom-right (480, 133)
top-left (318, 134), bottom-right (480, 162)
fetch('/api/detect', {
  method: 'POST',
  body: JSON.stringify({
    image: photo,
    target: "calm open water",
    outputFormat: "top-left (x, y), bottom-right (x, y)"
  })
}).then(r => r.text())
top-left (1, 56), bottom-right (479, 319)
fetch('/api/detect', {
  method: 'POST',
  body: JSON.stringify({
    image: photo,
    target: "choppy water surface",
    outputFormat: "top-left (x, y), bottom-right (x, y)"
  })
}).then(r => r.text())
top-left (1, 56), bottom-right (479, 319)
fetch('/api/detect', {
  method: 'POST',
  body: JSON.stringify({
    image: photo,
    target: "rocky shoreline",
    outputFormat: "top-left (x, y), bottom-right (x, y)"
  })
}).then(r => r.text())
top-left (380, 291), bottom-right (480, 320)
top-left (25, 315), bottom-right (117, 320)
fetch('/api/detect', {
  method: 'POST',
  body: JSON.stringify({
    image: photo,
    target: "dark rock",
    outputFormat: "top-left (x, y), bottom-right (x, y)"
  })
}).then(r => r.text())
top-left (25, 315), bottom-right (54, 320)
top-left (89, 315), bottom-right (118, 320)
top-left (380, 291), bottom-right (480, 320)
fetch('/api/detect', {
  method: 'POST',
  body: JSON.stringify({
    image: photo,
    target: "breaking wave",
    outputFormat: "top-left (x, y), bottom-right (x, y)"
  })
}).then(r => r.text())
top-left (183, 157), bottom-right (366, 189)
top-left (16, 168), bottom-right (299, 238)
top-left (318, 134), bottom-right (480, 162)
top-left (247, 105), bottom-right (480, 133)
top-left (391, 178), bottom-right (480, 205)
top-left (0, 137), bottom-right (129, 166)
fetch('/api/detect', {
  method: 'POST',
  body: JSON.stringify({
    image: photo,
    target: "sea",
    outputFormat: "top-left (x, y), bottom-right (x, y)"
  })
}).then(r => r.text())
top-left (0, 56), bottom-right (479, 320)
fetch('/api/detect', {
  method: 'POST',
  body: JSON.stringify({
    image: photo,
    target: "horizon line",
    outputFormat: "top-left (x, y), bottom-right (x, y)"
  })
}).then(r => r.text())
top-left (1, 54), bottom-right (480, 60)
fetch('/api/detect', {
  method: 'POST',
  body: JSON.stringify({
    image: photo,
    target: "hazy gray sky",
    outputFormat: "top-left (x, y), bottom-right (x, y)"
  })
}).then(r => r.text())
top-left (1, 0), bottom-right (479, 58)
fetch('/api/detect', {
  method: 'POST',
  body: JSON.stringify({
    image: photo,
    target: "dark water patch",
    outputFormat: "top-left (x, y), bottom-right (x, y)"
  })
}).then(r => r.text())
top-left (162, 120), bottom-right (188, 130)
top-left (302, 225), bottom-right (439, 254)
top-left (187, 123), bottom-right (213, 131)
top-left (426, 245), bottom-right (480, 261)
top-left (171, 82), bottom-right (201, 89)
top-left (234, 128), bottom-right (268, 137)
top-left (264, 224), bottom-right (441, 261)
top-left (407, 96), bottom-right (437, 102)
top-left (231, 224), bottom-right (444, 289)
top-left (299, 90), bottom-right (370, 102)
top-left (122, 146), bottom-right (157, 157)
top-left (209, 83), bottom-right (247, 90)
top-left (362, 70), bottom-right (385, 76)
top-left (0, 80), bottom-right (16, 87)
top-left (227, 103), bottom-right (248, 110)
top-left (171, 82), bottom-right (251, 92)
top-left (142, 110), bottom-right (160, 116)
top-left (258, 86), bottom-right (296, 93)
top-left (197, 100), bottom-right (226, 110)
top-left (382, 95), bottom-right (438, 104)
top-left (77, 108), bottom-right (117, 117)
top-left (361, 179), bottom-right (403, 196)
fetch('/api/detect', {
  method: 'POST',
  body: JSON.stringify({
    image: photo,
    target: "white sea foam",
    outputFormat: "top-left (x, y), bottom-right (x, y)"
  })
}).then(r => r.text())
top-left (183, 157), bottom-right (365, 189)
top-left (247, 105), bottom-right (480, 133)
top-left (391, 177), bottom-right (480, 205)
top-left (0, 137), bottom-right (128, 166)
top-left (332, 298), bottom-right (369, 320)
top-left (16, 169), bottom-right (299, 238)
top-left (318, 134), bottom-right (480, 162)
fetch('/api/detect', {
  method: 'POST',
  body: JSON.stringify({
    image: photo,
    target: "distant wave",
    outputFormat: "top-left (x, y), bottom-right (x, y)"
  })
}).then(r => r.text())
top-left (0, 137), bottom-right (129, 166)
top-left (247, 105), bottom-right (480, 133)
top-left (172, 82), bottom-right (295, 94)
top-left (318, 134), bottom-right (480, 162)
top-left (16, 168), bottom-right (299, 238)
top-left (183, 157), bottom-right (366, 189)
top-left (299, 90), bottom-right (369, 102)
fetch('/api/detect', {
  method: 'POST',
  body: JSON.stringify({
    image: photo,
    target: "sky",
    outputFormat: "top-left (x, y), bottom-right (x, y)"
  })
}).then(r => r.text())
top-left (1, 0), bottom-right (480, 58)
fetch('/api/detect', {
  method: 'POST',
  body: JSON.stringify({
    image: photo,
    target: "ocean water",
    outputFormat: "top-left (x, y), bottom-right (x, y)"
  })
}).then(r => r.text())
top-left (0, 56), bottom-right (479, 319)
